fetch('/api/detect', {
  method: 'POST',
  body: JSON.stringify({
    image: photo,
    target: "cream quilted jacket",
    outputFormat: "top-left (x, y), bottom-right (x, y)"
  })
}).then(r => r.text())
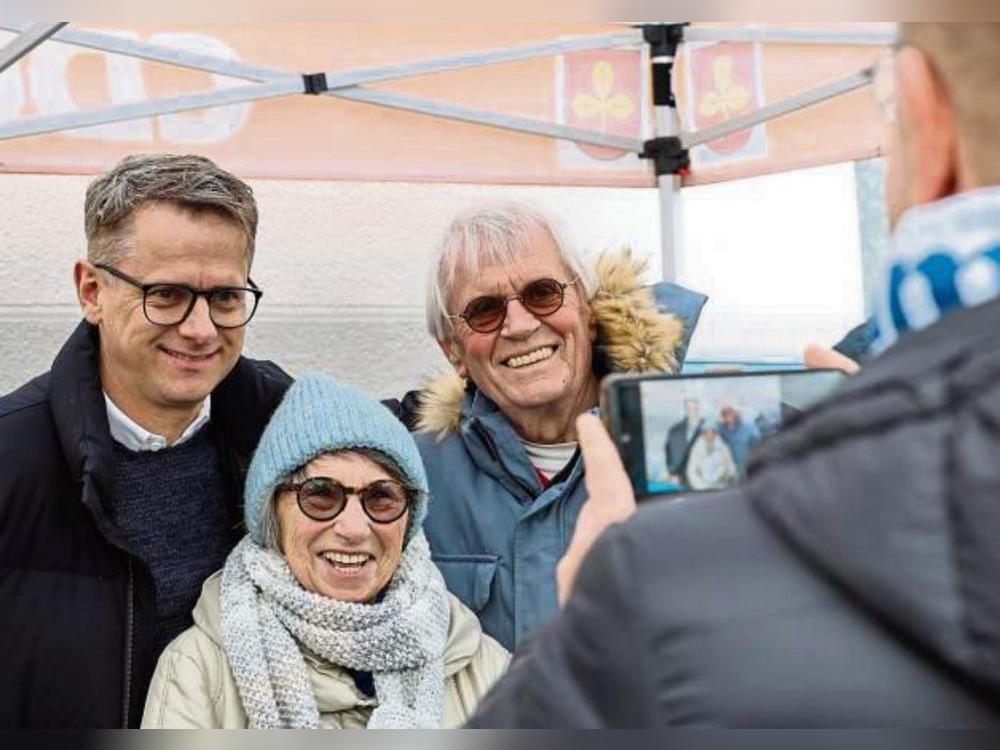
top-left (141, 572), bottom-right (510, 728)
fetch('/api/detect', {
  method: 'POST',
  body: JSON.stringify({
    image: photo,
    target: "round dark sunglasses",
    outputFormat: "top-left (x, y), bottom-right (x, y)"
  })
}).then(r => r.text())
top-left (450, 277), bottom-right (578, 334)
top-left (276, 477), bottom-right (414, 524)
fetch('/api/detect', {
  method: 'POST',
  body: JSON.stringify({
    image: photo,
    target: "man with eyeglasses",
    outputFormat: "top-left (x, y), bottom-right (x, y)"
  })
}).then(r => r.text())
top-left (0, 154), bottom-right (290, 728)
top-left (409, 203), bottom-right (706, 651)
top-left (470, 23), bottom-right (1000, 727)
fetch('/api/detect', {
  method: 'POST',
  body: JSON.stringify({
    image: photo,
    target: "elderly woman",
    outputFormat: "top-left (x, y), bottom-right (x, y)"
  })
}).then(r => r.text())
top-left (414, 203), bottom-right (706, 650)
top-left (684, 427), bottom-right (739, 491)
top-left (142, 374), bottom-right (508, 728)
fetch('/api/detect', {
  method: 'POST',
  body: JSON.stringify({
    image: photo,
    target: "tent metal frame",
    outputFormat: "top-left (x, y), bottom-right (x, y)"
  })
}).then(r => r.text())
top-left (0, 22), bottom-right (65, 74)
top-left (0, 21), bottom-right (895, 280)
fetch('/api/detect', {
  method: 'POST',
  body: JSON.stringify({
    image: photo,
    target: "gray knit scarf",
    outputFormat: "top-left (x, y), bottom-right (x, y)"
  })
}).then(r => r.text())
top-left (219, 531), bottom-right (450, 728)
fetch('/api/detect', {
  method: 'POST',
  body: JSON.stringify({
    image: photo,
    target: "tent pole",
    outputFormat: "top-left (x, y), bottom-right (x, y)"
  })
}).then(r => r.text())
top-left (0, 22), bottom-right (646, 152)
top-left (684, 25), bottom-right (895, 46)
top-left (656, 123), bottom-right (682, 284)
top-left (641, 24), bottom-right (688, 284)
top-left (0, 22), bottom-right (643, 89)
top-left (327, 87), bottom-right (643, 152)
top-left (0, 79), bottom-right (301, 141)
top-left (681, 67), bottom-right (875, 150)
top-left (0, 22), bottom-right (66, 75)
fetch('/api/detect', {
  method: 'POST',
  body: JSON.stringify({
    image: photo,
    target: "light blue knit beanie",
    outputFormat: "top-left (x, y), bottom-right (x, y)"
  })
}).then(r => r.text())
top-left (244, 373), bottom-right (428, 546)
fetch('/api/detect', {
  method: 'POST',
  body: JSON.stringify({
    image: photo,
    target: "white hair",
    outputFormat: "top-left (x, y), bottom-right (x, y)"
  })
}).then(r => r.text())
top-left (425, 202), bottom-right (595, 341)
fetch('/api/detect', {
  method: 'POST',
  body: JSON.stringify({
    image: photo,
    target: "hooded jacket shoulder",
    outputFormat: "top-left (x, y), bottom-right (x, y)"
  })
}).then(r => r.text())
top-left (142, 570), bottom-right (509, 728)
top-left (0, 371), bottom-right (49, 419)
top-left (750, 297), bottom-right (1000, 692)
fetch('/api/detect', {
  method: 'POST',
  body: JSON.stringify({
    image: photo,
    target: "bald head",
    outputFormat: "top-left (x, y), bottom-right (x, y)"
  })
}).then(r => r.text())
top-left (901, 23), bottom-right (1000, 186)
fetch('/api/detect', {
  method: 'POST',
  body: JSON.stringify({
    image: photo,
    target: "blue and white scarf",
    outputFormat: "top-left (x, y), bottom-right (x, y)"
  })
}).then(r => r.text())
top-left (873, 187), bottom-right (1000, 354)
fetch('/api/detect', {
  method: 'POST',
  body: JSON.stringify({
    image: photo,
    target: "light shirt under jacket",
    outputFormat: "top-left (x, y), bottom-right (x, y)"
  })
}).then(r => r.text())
top-left (105, 393), bottom-right (211, 452)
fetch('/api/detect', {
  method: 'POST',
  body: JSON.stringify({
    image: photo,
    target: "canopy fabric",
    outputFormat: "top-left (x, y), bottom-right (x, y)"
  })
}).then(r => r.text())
top-left (676, 22), bottom-right (891, 186)
top-left (0, 22), bottom-right (890, 186)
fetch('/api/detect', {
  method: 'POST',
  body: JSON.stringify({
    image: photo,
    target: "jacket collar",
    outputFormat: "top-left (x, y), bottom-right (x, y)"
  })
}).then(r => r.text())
top-left (48, 321), bottom-right (116, 506)
top-left (459, 387), bottom-right (549, 501)
top-left (48, 320), bottom-right (290, 513)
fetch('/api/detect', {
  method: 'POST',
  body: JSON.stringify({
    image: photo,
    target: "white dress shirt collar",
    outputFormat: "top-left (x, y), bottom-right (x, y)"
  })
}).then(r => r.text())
top-left (104, 393), bottom-right (211, 452)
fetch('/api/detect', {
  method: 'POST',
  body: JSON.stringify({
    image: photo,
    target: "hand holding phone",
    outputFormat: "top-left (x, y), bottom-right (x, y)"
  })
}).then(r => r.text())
top-left (556, 414), bottom-right (636, 606)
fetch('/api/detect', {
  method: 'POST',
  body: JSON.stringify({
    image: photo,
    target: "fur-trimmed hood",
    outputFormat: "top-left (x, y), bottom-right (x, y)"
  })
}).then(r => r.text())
top-left (415, 248), bottom-right (706, 438)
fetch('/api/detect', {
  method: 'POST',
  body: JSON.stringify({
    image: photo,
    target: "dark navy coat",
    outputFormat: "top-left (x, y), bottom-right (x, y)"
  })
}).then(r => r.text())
top-left (0, 322), bottom-right (290, 727)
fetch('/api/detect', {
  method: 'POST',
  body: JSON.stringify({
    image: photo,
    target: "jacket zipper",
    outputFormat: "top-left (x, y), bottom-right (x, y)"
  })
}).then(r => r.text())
top-left (78, 483), bottom-right (140, 728)
top-left (472, 421), bottom-right (536, 500)
top-left (121, 556), bottom-right (135, 728)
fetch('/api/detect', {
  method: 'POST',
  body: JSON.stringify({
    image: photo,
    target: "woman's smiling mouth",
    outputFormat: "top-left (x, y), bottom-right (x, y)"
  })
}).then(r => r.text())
top-left (320, 550), bottom-right (375, 576)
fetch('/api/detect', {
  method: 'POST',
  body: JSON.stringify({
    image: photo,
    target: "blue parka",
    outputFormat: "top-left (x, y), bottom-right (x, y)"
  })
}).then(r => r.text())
top-left (416, 252), bottom-right (707, 650)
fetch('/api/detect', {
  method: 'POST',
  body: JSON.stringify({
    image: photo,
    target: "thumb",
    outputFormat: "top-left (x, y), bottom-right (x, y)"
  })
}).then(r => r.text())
top-left (557, 414), bottom-right (636, 607)
top-left (577, 413), bottom-right (634, 504)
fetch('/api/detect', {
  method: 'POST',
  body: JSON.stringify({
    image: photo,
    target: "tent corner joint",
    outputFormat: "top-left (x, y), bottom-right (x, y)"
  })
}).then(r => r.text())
top-left (639, 22), bottom-right (688, 58)
top-left (640, 137), bottom-right (690, 177)
top-left (302, 72), bottom-right (329, 95)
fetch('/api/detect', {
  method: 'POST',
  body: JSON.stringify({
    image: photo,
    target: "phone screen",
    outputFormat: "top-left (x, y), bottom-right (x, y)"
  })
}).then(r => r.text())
top-left (602, 369), bottom-right (845, 498)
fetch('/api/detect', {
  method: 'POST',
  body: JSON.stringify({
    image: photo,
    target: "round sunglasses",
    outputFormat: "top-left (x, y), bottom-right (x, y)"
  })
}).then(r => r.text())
top-left (450, 277), bottom-right (578, 334)
top-left (276, 477), bottom-right (414, 524)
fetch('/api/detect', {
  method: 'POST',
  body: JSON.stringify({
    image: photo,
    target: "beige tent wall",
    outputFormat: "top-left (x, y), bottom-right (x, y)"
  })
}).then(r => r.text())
top-left (0, 173), bottom-right (662, 398)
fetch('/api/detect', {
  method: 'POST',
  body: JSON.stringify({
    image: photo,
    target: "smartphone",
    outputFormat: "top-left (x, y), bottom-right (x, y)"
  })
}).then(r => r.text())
top-left (600, 369), bottom-right (846, 498)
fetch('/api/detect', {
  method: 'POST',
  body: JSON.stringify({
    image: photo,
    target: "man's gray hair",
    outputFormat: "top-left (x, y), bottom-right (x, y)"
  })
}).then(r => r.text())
top-left (84, 153), bottom-right (259, 268)
top-left (425, 202), bottom-right (595, 341)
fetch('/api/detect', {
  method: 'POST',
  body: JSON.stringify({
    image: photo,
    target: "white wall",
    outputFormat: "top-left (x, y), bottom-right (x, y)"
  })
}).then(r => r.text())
top-left (678, 162), bottom-right (868, 362)
top-left (0, 166), bottom-right (869, 399)
top-left (0, 174), bottom-right (661, 399)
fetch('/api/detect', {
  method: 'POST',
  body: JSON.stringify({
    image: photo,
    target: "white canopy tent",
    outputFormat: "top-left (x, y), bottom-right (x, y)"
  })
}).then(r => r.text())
top-left (0, 21), bottom-right (895, 284)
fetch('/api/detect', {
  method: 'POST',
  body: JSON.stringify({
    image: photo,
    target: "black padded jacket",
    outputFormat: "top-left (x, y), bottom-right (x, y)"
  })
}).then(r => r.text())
top-left (471, 298), bottom-right (1000, 727)
top-left (0, 322), bottom-right (291, 728)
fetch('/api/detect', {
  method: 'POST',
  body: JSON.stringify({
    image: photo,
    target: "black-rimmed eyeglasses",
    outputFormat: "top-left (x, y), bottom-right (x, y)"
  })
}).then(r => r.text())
top-left (449, 277), bottom-right (579, 334)
top-left (95, 262), bottom-right (262, 329)
top-left (276, 477), bottom-right (414, 524)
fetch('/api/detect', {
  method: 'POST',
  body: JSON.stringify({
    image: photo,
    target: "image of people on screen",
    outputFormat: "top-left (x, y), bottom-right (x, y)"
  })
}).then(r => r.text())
top-left (641, 377), bottom-right (781, 495)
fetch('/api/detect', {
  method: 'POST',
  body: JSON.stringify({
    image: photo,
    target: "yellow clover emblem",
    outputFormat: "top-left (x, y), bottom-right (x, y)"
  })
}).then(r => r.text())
top-left (698, 55), bottom-right (750, 119)
top-left (571, 60), bottom-right (635, 131)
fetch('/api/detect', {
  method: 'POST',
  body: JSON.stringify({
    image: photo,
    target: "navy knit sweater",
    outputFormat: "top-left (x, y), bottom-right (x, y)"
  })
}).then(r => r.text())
top-left (109, 425), bottom-right (236, 654)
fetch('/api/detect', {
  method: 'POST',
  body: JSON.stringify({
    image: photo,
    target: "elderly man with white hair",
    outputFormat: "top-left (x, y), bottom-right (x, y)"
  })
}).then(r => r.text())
top-left (412, 203), bottom-right (706, 650)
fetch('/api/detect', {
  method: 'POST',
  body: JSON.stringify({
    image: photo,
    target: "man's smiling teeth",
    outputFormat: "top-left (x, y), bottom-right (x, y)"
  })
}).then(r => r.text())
top-left (504, 346), bottom-right (555, 369)
top-left (322, 552), bottom-right (370, 568)
top-left (163, 348), bottom-right (214, 362)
